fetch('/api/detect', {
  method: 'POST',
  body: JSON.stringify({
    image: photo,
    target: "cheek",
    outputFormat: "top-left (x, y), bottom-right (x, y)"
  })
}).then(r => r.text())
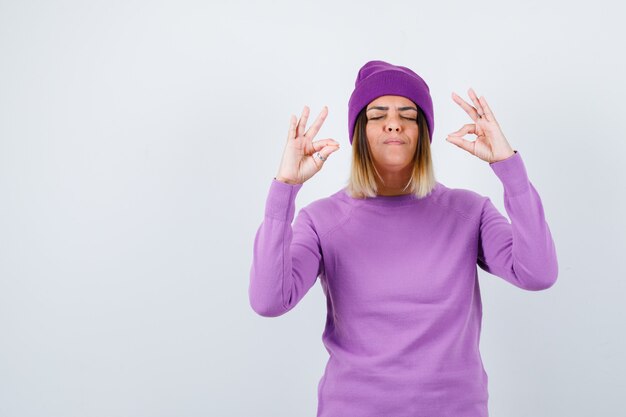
top-left (408, 125), bottom-right (420, 140)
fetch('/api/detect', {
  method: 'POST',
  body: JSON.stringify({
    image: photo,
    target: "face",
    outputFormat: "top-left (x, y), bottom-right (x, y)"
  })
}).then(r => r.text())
top-left (365, 95), bottom-right (419, 171)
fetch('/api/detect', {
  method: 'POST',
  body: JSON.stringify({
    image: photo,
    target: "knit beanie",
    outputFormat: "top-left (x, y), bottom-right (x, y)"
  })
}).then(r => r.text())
top-left (348, 60), bottom-right (434, 145)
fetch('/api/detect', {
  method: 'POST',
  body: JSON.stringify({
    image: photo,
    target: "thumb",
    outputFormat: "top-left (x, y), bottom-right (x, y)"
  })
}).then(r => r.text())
top-left (446, 134), bottom-right (475, 155)
top-left (314, 143), bottom-right (341, 162)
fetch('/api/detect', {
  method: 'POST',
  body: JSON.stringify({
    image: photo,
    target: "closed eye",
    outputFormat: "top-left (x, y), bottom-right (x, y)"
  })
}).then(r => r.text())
top-left (369, 116), bottom-right (417, 121)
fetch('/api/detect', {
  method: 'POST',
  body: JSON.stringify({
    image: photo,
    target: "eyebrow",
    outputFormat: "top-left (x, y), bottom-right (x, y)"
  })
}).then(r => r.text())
top-left (366, 106), bottom-right (418, 112)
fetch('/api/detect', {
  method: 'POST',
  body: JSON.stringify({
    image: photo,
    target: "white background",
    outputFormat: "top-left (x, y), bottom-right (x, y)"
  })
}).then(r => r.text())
top-left (1, 0), bottom-right (624, 416)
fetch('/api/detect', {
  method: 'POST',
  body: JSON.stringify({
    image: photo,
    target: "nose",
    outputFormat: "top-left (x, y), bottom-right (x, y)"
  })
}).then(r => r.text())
top-left (385, 116), bottom-right (401, 132)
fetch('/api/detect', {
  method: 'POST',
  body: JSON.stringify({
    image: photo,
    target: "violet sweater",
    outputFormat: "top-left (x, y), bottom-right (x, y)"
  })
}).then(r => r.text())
top-left (249, 150), bottom-right (558, 417)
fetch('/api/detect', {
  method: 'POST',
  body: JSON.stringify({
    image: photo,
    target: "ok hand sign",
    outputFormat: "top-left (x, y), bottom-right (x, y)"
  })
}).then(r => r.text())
top-left (275, 105), bottom-right (340, 185)
top-left (446, 88), bottom-right (516, 163)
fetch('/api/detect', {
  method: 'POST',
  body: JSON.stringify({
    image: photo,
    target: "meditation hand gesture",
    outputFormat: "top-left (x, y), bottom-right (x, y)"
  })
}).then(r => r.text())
top-left (446, 88), bottom-right (516, 163)
top-left (275, 105), bottom-right (341, 185)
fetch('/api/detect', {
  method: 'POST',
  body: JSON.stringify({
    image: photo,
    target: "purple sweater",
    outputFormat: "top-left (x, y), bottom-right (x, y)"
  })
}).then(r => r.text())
top-left (249, 150), bottom-right (558, 417)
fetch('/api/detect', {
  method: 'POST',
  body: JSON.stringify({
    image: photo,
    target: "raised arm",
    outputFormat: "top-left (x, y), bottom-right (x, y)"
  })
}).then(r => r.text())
top-left (249, 179), bottom-right (323, 316)
top-left (249, 105), bottom-right (340, 316)
top-left (477, 151), bottom-right (558, 290)
top-left (445, 89), bottom-right (558, 290)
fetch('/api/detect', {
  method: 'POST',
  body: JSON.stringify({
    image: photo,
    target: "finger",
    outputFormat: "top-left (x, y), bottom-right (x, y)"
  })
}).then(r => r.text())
top-left (451, 92), bottom-right (481, 121)
top-left (296, 105), bottom-right (310, 138)
top-left (449, 122), bottom-right (484, 139)
top-left (468, 88), bottom-right (485, 118)
top-left (312, 138), bottom-right (341, 150)
top-left (321, 144), bottom-right (341, 157)
top-left (447, 123), bottom-right (477, 137)
top-left (304, 106), bottom-right (329, 140)
top-left (478, 95), bottom-right (496, 123)
top-left (312, 144), bottom-right (341, 165)
top-left (446, 133), bottom-right (476, 155)
top-left (287, 114), bottom-right (297, 141)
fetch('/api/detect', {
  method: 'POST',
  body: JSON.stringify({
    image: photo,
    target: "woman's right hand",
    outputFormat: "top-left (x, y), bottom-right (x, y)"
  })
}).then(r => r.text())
top-left (275, 105), bottom-right (340, 185)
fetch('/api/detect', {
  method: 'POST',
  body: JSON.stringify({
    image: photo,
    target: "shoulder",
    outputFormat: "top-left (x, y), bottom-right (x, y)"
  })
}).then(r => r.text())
top-left (298, 187), bottom-right (355, 238)
top-left (431, 182), bottom-right (487, 220)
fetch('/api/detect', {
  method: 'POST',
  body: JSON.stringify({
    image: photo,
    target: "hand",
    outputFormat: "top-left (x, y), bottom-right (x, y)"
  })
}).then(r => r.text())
top-left (275, 105), bottom-right (340, 184)
top-left (446, 88), bottom-right (515, 163)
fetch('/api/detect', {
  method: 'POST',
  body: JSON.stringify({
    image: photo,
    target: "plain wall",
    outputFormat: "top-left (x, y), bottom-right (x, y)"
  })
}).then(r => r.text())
top-left (1, 0), bottom-right (624, 416)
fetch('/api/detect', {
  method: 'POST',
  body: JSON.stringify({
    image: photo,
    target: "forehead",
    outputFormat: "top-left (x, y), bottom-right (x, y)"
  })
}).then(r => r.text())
top-left (367, 95), bottom-right (416, 108)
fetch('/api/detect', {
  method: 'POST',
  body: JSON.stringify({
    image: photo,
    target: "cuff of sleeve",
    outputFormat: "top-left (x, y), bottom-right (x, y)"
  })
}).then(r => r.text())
top-left (264, 178), bottom-right (304, 220)
top-left (489, 150), bottom-right (530, 197)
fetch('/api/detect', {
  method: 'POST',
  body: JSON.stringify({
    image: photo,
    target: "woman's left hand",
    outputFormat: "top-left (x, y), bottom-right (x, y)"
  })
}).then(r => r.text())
top-left (446, 88), bottom-right (515, 163)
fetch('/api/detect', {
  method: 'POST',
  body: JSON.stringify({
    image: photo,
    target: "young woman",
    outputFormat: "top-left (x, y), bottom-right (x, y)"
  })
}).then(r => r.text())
top-left (249, 60), bottom-right (558, 417)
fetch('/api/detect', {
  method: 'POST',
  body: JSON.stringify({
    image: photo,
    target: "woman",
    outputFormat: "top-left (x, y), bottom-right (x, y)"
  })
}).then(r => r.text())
top-left (249, 60), bottom-right (558, 417)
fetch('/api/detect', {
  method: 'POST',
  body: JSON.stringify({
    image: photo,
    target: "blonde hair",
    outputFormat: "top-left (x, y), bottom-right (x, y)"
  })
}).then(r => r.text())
top-left (344, 104), bottom-right (437, 199)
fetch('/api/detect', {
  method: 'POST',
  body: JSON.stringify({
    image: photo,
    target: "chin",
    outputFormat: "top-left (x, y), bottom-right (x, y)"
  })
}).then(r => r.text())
top-left (377, 158), bottom-right (412, 168)
top-left (383, 153), bottom-right (412, 161)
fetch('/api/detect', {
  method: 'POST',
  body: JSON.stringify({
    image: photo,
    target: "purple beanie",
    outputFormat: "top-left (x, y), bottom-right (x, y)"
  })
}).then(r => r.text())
top-left (348, 60), bottom-right (434, 145)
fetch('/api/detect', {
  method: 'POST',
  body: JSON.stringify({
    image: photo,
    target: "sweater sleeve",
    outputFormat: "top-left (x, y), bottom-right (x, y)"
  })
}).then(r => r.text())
top-left (477, 151), bottom-right (559, 291)
top-left (248, 178), bottom-right (323, 317)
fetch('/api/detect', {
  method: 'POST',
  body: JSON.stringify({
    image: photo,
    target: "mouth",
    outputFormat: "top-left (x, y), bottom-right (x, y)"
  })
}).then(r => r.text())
top-left (384, 137), bottom-right (405, 144)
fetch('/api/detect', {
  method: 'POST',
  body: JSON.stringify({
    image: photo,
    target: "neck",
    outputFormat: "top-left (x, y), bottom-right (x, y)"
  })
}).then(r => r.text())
top-left (374, 166), bottom-right (413, 196)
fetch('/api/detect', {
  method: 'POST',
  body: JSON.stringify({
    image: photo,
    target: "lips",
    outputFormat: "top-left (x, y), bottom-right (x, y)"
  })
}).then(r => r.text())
top-left (384, 139), bottom-right (405, 144)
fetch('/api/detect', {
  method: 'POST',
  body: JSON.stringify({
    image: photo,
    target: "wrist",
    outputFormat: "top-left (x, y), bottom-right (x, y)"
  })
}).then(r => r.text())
top-left (274, 176), bottom-right (299, 185)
